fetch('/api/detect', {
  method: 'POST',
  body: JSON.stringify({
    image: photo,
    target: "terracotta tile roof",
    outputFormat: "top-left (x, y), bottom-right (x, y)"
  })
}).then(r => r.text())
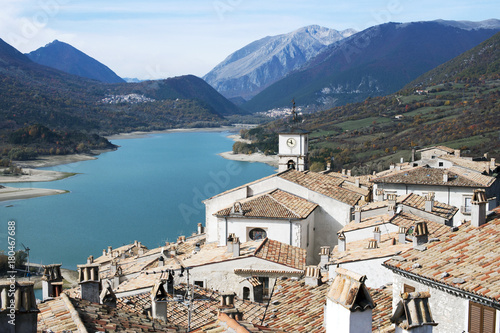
top-left (383, 209), bottom-right (500, 304)
top-left (370, 286), bottom-right (395, 333)
top-left (192, 313), bottom-right (285, 332)
top-left (117, 285), bottom-right (267, 331)
top-left (398, 193), bottom-right (458, 220)
top-left (440, 155), bottom-right (493, 173)
top-left (115, 239), bottom-right (305, 294)
top-left (261, 277), bottom-right (328, 333)
top-left (215, 189), bottom-right (318, 219)
top-left (38, 293), bottom-right (182, 333)
top-left (323, 170), bottom-right (374, 187)
top-left (37, 295), bottom-right (80, 333)
top-left (279, 170), bottom-right (363, 206)
top-left (254, 238), bottom-right (306, 271)
top-left (330, 233), bottom-right (411, 264)
top-left (417, 145), bottom-right (455, 154)
top-left (340, 211), bottom-right (450, 240)
top-left (374, 166), bottom-right (496, 187)
top-left (205, 173), bottom-right (279, 201)
top-left (390, 212), bottom-right (451, 239)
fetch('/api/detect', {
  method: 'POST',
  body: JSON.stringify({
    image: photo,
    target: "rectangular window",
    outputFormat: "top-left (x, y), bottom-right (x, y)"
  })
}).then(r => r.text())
top-left (469, 301), bottom-right (496, 333)
top-left (194, 281), bottom-right (204, 288)
top-left (258, 277), bottom-right (270, 297)
top-left (438, 162), bottom-right (444, 167)
top-left (463, 196), bottom-right (472, 215)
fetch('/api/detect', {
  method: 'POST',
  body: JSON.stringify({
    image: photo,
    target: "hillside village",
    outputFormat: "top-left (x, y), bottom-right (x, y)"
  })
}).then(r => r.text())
top-left (3, 117), bottom-right (500, 333)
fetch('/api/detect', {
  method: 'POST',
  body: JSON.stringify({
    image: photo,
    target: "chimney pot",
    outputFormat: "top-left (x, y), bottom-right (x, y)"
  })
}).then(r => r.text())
top-left (373, 226), bottom-right (381, 242)
top-left (413, 221), bottom-right (429, 248)
top-left (471, 189), bottom-right (487, 227)
top-left (425, 192), bottom-right (435, 212)
top-left (355, 177), bottom-right (360, 188)
top-left (398, 227), bottom-right (406, 244)
top-left (338, 232), bottom-right (346, 252)
top-left (197, 223), bottom-right (204, 234)
top-left (367, 239), bottom-right (378, 249)
top-left (354, 205), bottom-right (362, 223)
top-left (305, 266), bottom-right (321, 286)
top-left (319, 246), bottom-right (330, 272)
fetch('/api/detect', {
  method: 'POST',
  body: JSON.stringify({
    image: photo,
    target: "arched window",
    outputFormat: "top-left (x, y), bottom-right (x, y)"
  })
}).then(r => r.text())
top-left (287, 160), bottom-right (296, 170)
top-left (249, 228), bottom-right (267, 241)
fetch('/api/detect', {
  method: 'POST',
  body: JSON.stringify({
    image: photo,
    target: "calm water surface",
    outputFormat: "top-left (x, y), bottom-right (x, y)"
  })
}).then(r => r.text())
top-left (0, 131), bottom-right (275, 269)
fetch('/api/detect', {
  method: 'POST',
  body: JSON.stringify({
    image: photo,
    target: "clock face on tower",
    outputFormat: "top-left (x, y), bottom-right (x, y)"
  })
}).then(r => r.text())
top-left (286, 138), bottom-right (296, 147)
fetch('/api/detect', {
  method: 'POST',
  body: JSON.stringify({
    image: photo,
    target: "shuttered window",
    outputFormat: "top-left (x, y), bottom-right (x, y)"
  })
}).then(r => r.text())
top-left (469, 301), bottom-right (496, 333)
top-left (403, 284), bottom-right (415, 293)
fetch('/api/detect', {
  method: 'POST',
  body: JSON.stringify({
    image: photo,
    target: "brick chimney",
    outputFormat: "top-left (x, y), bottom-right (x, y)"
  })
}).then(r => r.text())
top-left (151, 280), bottom-right (169, 323)
top-left (0, 281), bottom-right (39, 333)
top-left (354, 205), bottom-right (362, 223)
top-left (338, 232), bottom-right (346, 252)
top-left (42, 264), bottom-right (63, 301)
top-left (398, 227), bottom-right (407, 244)
top-left (425, 192), bottom-right (435, 212)
top-left (373, 226), bottom-right (381, 243)
top-left (413, 221), bottom-right (429, 249)
top-left (305, 266), bottom-right (322, 287)
top-left (77, 264), bottom-right (100, 303)
top-left (319, 246), bottom-right (330, 272)
top-left (471, 189), bottom-right (487, 227)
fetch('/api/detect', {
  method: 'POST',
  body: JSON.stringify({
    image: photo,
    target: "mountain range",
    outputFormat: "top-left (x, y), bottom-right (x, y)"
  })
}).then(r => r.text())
top-left (26, 40), bottom-right (125, 84)
top-left (208, 19), bottom-right (500, 112)
top-left (203, 25), bottom-right (356, 101)
top-left (0, 38), bottom-right (243, 138)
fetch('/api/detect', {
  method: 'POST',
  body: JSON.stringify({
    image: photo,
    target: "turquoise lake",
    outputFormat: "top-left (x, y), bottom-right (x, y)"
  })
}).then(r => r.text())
top-left (0, 131), bottom-right (275, 270)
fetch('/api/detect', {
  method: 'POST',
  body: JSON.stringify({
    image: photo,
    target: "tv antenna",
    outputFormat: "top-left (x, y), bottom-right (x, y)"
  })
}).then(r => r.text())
top-left (21, 243), bottom-right (30, 280)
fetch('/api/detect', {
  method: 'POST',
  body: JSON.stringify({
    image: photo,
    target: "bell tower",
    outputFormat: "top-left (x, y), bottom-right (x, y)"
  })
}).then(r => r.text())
top-left (278, 100), bottom-right (309, 172)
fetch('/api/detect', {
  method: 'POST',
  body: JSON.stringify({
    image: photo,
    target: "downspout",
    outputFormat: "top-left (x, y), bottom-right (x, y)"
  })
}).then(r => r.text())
top-left (289, 219), bottom-right (293, 246)
top-left (225, 217), bottom-right (228, 243)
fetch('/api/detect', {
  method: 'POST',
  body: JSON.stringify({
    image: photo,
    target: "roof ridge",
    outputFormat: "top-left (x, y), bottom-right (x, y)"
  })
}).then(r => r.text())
top-left (268, 189), bottom-right (302, 218)
top-left (253, 238), bottom-right (269, 256)
top-left (61, 293), bottom-right (89, 333)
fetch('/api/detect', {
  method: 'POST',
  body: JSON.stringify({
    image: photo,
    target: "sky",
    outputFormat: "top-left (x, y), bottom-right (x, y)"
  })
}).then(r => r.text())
top-left (0, 0), bottom-right (498, 80)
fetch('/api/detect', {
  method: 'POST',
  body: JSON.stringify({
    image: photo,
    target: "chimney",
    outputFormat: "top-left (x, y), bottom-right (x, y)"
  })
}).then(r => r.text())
top-left (226, 233), bottom-right (235, 253)
top-left (443, 170), bottom-right (449, 183)
top-left (491, 158), bottom-right (496, 171)
top-left (347, 170), bottom-right (352, 177)
top-left (87, 255), bottom-right (94, 264)
top-left (398, 227), bottom-right (407, 244)
top-left (355, 177), bottom-right (360, 188)
top-left (376, 189), bottom-right (384, 202)
top-left (100, 280), bottom-right (117, 308)
top-left (471, 189), bottom-right (487, 227)
top-left (337, 232), bottom-right (346, 252)
top-left (373, 226), bottom-right (381, 243)
top-left (77, 264), bottom-right (100, 303)
top-left (0, 281), bottom-right (39, 333)
top-left (42, 264), bottom-right (63, 301)
top-left (411, 148), bottom-right (416, 162)
top-left (390, 164), bottom-right (395, 170)
top-left (218, 293), bottom-right (242, 320)
top-left (197, 223), bottom-right (204, 234)
top-left (391, 292), bottom-right (436, 333)
top-left (454, 149), bottom-right (461, 157)
top-left (232, 237), bottom-right (241, 257)
top-left (158, 256), bottom-right (165, 267)
top-left (400, 157), bottom-right (404, 164)
top-left (305, 266), bottom-right (322, 287)
top-left (151, 280), bottom-right (169, 323)
top-left (367, 239), bottom-right (378, 249)
top-left (325, 268), bottom-right (375, 333)
top-left (193, 243), bottom-right (201, 253)
top-left (425, 192), bottom-right (435, 212)
top-left (137, 241), bottom-right (144, 255)
top-left (102, 249), bottom-right (106, 257)
top-left (326, 162), bottom-right (331, 171)
top-left (110, 259), bottom-right (118, 275)
top-left (413, 221), bottom-right (429, 249)
top-left (319, 246), bottom-right (330, 272)
top-left (354, 205), bottom-right (362, 223)
top-left (342, 169), bottom-right (346, 175)
top-left (107, 246), bottom-right (112, 257)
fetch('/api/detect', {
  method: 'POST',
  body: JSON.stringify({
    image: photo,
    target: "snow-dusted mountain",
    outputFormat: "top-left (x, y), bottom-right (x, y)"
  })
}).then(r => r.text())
top-left (203, 25), bottom-right (356, 100)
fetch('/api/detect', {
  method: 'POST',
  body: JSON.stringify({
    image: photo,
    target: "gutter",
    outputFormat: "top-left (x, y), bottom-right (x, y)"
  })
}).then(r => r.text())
top-left (383, 263), bottom-right (500, 310)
